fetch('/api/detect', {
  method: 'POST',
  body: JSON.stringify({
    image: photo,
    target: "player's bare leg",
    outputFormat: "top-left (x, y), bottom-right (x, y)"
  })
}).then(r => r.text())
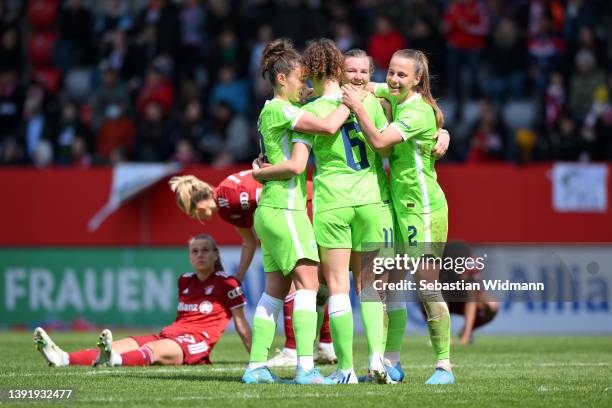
top-left (142, 339), bottom-right (183, 365)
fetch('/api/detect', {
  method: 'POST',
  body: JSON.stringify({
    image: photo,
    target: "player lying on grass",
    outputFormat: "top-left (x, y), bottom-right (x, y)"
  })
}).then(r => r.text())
top-left (170, 172), bottom-right (337, 368)
top-left (420, 241), bottom-right (499, 345)
top-left (33, 234), bottom-right (251, 367)
top-left (343, 49), bottom-right (455, 384)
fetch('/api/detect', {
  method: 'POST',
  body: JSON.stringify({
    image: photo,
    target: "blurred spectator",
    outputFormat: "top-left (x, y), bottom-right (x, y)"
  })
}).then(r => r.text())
top-left (563, 0), bottom-right (596, 53)
top-left (0, 136), bottom-right (25, 165)
top-left (544, 72), bottom-right (565, 129)
top-left (574, 25), bottom-right (608, 71)
top-left (201, 101), bottom-right (252, 165)
top-left (0, 26), bottom-right (21, 72)
top-left (209, 65), bottom-right (249, 116)
top-left (32, 139), bottom-right (53, 168)
top-left (0, 68), bottom-right (23, 138)
top-left (208, 27), bottom-right (248, 81)
top-left (367, 15), bottom-right (406, 81)
top-left (136, 60), bottom-right (175, 116)
top-left (91, 61), bottom-right (130, 130)
top-left (582, 85), bottom-right (612, 161)
top-left (527, 14), bottom-right (565, 92)
top-left (178, 0), bottom-right (206, 78)
top-left (467, 99), bottom-right (508, 162)
top-left (408, 17), bottom-right (446, 95)
top-left (334, 21), bottom-right (360, 53)
top-left (21, 82), bottom-right (56, 163)
top-left (96, 105), bottom-right (135, 163)
top-left (134, 101), bottom-right (174, 162)
top-left (58, 0), bottom-right (93, 67)
top-left (177, 99), bottom-right (205, 149)
top-left (568, 49), bottom-right (606, 120)
top-left (172, 138), bottom-right (200, 165)
top-left (484, 17), bottom-right (527, 105)
top-left (56, 100), bottom-right (92, 165)
top-left (549, 113), bottom-right (582, 161)
top-left (96, 0), bottom-right (132, 38)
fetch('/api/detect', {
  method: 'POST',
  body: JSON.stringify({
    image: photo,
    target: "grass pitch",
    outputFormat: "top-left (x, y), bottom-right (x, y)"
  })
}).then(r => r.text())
top-left (0, 331), bottom-right (610, 407)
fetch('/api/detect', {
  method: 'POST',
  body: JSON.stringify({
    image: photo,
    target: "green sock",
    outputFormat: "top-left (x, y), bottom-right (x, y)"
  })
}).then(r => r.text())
top-left (329, 312), bottom-right (353, 370)
top-left (360, 301), bottom-right (384, 355)
top-left (293, 310), bottom-right (317, 357)
top-left (385, 309), bottom-right (407, 353)
top-left (249, 317), bottom-right (276, 362)
top-left (427, 312), bottom-right (451, 360)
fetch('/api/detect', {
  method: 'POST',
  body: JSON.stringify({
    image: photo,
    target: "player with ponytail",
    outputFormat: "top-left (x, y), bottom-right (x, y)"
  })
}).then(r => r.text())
top-left (342, 49), bottom-right (455, 385)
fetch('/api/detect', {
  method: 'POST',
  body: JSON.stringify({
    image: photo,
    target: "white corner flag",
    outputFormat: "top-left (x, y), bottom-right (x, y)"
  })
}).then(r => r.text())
top-left (88, 162), bottom-right (182, 232)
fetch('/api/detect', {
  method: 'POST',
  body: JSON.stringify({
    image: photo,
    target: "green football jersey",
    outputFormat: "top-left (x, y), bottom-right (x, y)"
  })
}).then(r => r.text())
top-left (257, 98), bottom-right (309, 210)
top-left (377, 89), bottom-right (447, 214)
top-left (296, 93), bottom-right (387, 213)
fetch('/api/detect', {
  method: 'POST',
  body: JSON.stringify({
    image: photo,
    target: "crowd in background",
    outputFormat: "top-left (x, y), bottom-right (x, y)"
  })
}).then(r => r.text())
top-left (0, 0), bottom-right (611, 167)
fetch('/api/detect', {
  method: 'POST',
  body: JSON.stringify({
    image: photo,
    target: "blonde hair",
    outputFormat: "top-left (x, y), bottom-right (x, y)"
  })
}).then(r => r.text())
top-left (169, 175), bottom-right (214, 218)
top-left (393, 49), bottom-right (444, 129)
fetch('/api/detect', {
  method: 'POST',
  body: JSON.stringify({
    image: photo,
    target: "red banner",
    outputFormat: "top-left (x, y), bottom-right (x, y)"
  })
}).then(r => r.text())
top-left (1, 164), bottom-right (610, 245)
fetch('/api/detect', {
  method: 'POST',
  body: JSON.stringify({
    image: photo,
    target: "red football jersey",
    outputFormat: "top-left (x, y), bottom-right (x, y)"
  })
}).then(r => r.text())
top-left (161, 271), bottom-right (247, 346)
top-left (214, 170), bottom-right (262, 229)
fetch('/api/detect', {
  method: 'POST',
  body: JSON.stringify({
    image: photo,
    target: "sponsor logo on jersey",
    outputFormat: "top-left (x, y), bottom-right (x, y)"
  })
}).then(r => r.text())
top-left (204, 285), bottom-right (214, 295)
top-left (218, 197), bottom-right (230, 208)
top-left (182, 287), bottom-right (189, 294)
top-left (198, 300), bottom-right (213, 314)
top-left (239, 192), bottom-right (250, 209)
top-left (177, 301), bottom-right (213, 314)
top-left (227, 287), bottom-right (243, 299)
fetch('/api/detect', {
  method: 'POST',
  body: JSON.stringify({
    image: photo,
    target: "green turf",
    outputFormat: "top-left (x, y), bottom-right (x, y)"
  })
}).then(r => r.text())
top-left (0, 331), bottom-right (610, 407)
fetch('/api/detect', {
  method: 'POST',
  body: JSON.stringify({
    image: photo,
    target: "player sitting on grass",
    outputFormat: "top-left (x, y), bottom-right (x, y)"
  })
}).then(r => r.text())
top-left (34, 234), bottom-right (251, 367)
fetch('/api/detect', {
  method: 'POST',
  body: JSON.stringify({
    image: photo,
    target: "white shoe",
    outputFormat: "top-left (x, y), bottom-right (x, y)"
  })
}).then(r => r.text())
top-left (266, 348), bottom-right (297, 368)
top-left (33, 327), bottom-right (67, 367)
top-left (314, 342), bottom-right (337, 364)
top-left (327, 368), bottom-right (358, 384)
top-left (369, 354), bottom-right (397, 384)
top-left (94, 329), bottom-right (116, 367)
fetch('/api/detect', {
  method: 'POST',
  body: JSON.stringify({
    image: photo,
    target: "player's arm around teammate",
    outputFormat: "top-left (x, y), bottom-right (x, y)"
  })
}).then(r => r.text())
top-left (242, 38), bottom-right (332, 385)
top-left (343, 50), bottom-right (455, 385)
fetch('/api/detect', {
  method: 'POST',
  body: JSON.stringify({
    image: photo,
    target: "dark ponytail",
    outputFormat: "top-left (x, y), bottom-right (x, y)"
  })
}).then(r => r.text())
top-left (261, 38), bottom-right (301, 86)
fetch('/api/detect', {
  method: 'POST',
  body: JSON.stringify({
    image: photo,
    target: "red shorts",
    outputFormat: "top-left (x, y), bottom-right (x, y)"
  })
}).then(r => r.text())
top-left (130, 331), bottom-right (213, 365)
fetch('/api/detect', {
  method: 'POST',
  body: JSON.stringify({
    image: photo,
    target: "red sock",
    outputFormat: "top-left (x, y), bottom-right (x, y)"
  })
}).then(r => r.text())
top-left (120, 347), bottom-right (153, 366)
top-left (319, 306), bottom-right (332, 343)
top-left (68, 349), bottom-right (98, 366)
top-left (283, 296), bottom-right (296, 350)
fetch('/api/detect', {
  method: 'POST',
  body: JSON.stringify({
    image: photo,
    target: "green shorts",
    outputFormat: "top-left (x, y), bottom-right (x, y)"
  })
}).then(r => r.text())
top-left (254, 206), bottom-right (319, 275)
top-left (314, 203), bottom-right (381, 252)
top-left (394, 203), bottom-right (448, 258)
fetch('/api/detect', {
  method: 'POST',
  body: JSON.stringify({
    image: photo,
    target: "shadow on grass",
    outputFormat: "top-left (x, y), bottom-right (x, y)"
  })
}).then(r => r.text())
top-left (122, 373), bottom-right (243, 383)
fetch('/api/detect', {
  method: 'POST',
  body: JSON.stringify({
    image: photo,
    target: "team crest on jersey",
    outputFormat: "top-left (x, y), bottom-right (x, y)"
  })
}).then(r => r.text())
top-left (199, 301), bottom-right (213, 314)
top-left (204, 286), bottom-right (214, 295)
